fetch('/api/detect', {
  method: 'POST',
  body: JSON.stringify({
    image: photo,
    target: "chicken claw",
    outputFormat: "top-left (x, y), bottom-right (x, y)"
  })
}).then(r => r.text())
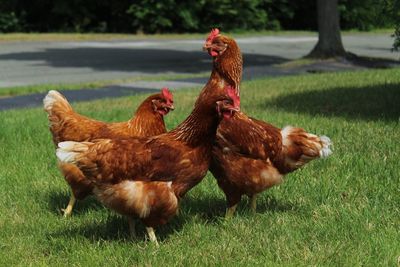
top-left (146, 227), bottom-right (159, 246)
top-left (225, 204), bottom-right (238, 219)
top-left (62, 194), bottom-right (76, 217)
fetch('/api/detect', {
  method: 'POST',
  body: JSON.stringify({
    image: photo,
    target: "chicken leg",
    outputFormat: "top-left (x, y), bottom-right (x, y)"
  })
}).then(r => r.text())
top-left (146, 227), bottom-right (159, 246)
top-left (62, 194), bottom-right (76, 217)
top-left (225, 204), bottom-right (238, 219)
top-left (128, 217), bottom-right (137, 239)
top-left (250, 194), bottom-right (258, 213)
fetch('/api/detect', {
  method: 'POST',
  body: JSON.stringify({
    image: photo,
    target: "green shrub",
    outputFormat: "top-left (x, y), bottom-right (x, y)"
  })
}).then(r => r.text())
top-left (199, 0), bottom-right (269, 32)
top-left (0, 0), bottom-right (397, 33)
top-left (339, 0), bottom-right (392, 31)
top-left (393, 26), bottom-right (400, 51)
top-left (0, 12), bottom-right (22, 32)
top-left (127, 0), bottom-right (180, 33)
top-left (126, 0), bottom-right (273, 33)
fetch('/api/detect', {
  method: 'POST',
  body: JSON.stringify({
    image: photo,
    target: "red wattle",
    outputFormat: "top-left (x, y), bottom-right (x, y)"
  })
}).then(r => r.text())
top-left (210, 51), bottom-right (218, 57)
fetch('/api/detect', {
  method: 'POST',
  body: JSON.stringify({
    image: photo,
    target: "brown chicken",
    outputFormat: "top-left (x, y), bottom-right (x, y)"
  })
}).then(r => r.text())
top-left (204, 31), bottom-right (333, 217)
top-left (202, 28), bottom-right (242, 94)
top-left (43, 88), bottom-right (174, 216)
top-left (54, 29), bottom-right (242, 245)
top-left (211, 102), bottom-right (332, 217)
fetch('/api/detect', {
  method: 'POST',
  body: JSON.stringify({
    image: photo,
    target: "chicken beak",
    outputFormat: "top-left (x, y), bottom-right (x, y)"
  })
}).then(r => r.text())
top-left (203, 42), bottom-right (212, 51)
top-left (231, 107), bottom-right (240, 112)
top-left (169, 105), bottom-right (175, 111)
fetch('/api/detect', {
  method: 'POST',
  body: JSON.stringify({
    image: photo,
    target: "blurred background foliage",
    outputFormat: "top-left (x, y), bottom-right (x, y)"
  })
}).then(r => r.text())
top-left (0, 0), bottom-right (398, 34)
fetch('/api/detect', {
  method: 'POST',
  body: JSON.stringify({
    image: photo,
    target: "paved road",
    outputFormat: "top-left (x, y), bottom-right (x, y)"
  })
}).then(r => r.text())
top-left (0, 34), bottom-right (397, 88)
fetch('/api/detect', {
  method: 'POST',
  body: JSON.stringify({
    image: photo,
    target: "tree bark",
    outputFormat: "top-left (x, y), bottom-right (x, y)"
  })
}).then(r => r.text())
top-left (306, 0), bottom-right (346, 58)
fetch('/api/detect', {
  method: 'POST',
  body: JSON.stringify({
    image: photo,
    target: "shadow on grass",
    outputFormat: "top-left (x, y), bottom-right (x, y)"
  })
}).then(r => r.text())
top-left (179, 195), bottom-right (226, 223)
top-left (178, 193), bottom-right (298, 223)
top-left (50, 212), bottom-right (187, 243)
top-left (49, 215), bottom-right (140, 242)
top-left (345, 53), bottom-right (400, 69)
top-left (158, 194), bottom-right (298, 241)
top-left (255, 194), bottom-right (299, 214)
top-left (47, 190), bottom-right (103, 216)
top-left (48, 192), bottom-right (298, 243)
top-left (263, 83), bottom-right (400, 121)
top-left (0, 47), bottom-right (286, 73)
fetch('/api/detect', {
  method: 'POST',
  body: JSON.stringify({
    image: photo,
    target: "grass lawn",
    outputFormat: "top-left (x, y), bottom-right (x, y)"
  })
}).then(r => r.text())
top-left (0, 69), bottom-right (399, 266)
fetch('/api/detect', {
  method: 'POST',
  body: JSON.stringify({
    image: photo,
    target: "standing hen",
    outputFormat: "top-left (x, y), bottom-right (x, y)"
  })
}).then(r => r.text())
top-left (211, 97), bottom-right (332, 217)
top-left (54, 29), bottom-right (242, 244)
top-left (204, 31), bottom-right (333, 217)
top-left (44, 88), bottom-right (174, 216)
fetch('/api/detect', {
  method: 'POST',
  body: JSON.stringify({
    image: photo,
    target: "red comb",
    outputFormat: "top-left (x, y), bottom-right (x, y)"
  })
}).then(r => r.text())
top-left (226, 85), bottom-right (240, 108)
top-left (161, 87), bottom-right (173, 101)
top-left (206, 28), bottom-right (220, 42)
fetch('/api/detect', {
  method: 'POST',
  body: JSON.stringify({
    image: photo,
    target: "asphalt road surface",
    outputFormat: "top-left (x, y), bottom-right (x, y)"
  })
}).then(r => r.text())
top-left (0, 34), bottom-right (398, 88)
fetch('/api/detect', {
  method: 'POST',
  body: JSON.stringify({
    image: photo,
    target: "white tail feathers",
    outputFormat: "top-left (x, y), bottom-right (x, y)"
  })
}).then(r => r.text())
top-left (319, 135), bottom-right (333, 158)
top-left (43, 90), bottom-right (71, 113)
top-left (281, 125), bottom-right (333, 159)
top-left (56, 141), bottom-right (90, 163)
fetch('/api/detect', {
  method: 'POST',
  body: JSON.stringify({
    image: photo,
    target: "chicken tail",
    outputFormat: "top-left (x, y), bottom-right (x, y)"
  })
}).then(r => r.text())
top-left (43, 90), bottom-right (73, 115)
top-left (279, 126), bottom-right (332, 173)
top-left (318, 135), bottom-right (333, 158)
top-left (56, 141), bottom-right (91, 164)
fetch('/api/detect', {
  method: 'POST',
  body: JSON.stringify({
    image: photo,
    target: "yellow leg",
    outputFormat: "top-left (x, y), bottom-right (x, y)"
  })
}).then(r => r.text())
top-left (250, 194), bottom-right (258, 213)
top-left (146, 227), bottom-right (159, 246)
top-left (225, 204), bottom-right (238, 219)
top-left (128, 217), bottom-right (137, 239)
top-left (62, 194), bottom-right (76, 217)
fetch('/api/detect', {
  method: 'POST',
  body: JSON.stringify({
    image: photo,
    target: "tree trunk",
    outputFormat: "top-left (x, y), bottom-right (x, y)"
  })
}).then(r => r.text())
top-left (306, 0), bottom-right (346, 58)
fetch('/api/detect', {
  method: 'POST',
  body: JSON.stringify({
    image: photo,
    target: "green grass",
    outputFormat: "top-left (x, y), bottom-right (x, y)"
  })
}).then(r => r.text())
top-left (1, 69), bottom-right (399, 266)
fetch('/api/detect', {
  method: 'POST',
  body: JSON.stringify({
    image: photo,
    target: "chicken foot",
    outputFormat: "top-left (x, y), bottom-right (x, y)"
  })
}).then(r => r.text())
top-left (225, 204), bottom-right (238, 219)
top-left (62, 194), bottom-right (76, 217)
top-left (146, 227), bottom-right (159, 246)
